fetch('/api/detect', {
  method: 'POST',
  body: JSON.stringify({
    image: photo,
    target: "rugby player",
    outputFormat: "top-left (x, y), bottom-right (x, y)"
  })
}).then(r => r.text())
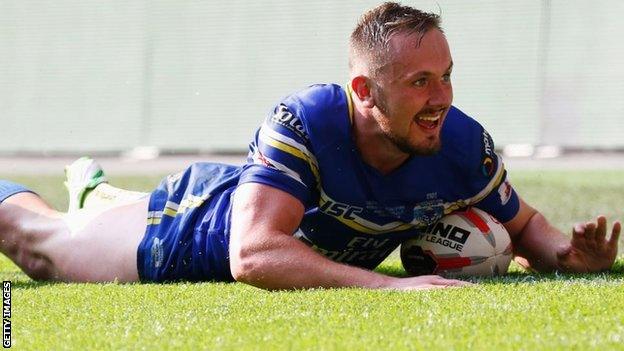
top-left (0, 2), bottom-right (620, 290)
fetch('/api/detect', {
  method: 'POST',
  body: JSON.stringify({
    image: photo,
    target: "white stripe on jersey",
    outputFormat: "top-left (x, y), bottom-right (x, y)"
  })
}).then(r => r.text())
top-left (319, 190), bottom-right (412, 234)
top-left (258, 123), bottom-right (321, 185)
top-left (260, 122), bottom-right (319, 168)
top-left (440, 154), bottom-right (507, 216)
top-left (250, 149), bottom-right (307, 187)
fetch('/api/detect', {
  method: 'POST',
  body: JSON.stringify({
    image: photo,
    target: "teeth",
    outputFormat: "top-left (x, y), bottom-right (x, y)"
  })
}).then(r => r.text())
top-left (417, 114), bottom-right (440, 122)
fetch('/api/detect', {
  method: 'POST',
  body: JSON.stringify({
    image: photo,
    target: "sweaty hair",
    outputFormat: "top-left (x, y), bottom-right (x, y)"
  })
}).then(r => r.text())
top-left (349, 2), bottom-right (443, 76)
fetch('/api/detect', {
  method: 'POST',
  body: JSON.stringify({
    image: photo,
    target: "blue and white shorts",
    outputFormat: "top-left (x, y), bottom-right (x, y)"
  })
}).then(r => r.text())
top-left (136, 162), bottom-right (242, 282)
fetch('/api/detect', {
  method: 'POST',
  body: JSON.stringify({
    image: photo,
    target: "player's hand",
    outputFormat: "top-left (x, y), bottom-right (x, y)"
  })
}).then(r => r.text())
top-left (388, 275), bottom-right (473, 290)
top-left (556, 216), bottom-right (621, 273)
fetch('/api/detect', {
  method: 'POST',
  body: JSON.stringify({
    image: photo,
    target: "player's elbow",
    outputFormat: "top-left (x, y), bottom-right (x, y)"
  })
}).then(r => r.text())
top-left (229, 256), bottom-right (255, 284)
top-left (229, 243), bottom-right (266, 284)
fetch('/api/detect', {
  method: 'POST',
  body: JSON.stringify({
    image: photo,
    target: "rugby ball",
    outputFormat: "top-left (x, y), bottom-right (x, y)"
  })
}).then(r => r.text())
top-left (400, 207), bottom-right (513, 277)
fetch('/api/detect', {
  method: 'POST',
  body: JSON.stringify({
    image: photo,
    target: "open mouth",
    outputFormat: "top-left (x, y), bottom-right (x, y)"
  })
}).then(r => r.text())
top-left (415, 110), bottom-right (444, 130)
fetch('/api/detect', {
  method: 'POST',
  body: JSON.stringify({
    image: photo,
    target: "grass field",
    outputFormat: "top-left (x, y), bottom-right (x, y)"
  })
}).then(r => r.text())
top-left (2, 170), bottom-right (624, 350)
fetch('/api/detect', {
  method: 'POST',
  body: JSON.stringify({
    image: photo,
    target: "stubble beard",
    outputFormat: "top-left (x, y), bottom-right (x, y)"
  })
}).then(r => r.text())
top-left (373, 100), bottom-right (442, 156)
top-left (383, 127), bottom-right (441, 156)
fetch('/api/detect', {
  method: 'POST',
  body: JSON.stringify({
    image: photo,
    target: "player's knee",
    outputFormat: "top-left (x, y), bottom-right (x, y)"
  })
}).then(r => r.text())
top-left (22, 256), bottom-right (56, 281)
top-left (0, 213), bottom-right (65, 281)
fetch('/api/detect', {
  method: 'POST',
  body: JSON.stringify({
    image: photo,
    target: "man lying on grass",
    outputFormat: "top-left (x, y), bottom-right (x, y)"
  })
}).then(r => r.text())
top-left (0, 2), bottom-right (620, 290)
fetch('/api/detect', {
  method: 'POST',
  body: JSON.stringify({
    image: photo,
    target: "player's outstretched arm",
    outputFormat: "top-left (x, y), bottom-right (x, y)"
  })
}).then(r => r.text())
top-left (229, 183), bottom-right (470, 290)
top-left (504, 197), bottom-right (621, 273)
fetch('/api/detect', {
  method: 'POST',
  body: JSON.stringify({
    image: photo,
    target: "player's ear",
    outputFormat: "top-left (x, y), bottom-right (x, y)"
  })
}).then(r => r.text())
top-left (351, 76), bottom-right (375, 108)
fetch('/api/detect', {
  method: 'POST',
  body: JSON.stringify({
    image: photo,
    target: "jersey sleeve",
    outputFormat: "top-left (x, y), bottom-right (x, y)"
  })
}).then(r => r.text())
top-left (468, 127), bottom-right (520, 223)
top-left (238, 103), bottom-right (320, 207)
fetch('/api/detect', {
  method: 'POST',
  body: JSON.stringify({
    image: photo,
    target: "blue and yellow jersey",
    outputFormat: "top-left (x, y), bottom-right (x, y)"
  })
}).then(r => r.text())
top-left (237, 83), bottom-right (519, 270)
top-left (138, 83), bottom-right (519, 282)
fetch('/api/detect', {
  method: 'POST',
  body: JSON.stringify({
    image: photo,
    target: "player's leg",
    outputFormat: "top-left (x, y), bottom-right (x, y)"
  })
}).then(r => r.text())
top-left (65, 157), bottom-right (148, 211)
top-left (0, 180), bottom-right (147, 282)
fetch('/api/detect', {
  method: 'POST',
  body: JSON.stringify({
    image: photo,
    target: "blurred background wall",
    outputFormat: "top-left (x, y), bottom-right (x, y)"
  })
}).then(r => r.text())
top-left (1, 0), bottom-right (623, 155)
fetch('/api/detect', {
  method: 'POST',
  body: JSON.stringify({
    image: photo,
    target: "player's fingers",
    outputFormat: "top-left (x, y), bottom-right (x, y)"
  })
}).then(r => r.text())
top-left (595, 215), bottom-right (607, 243)
top-left (608, 221), bottom-right (621, 247)
top-left (417, 275), bottom-right (470, 287)
top-left (583, 222), bottom-right (597, 243)
top-left (401, 275), bottom-right (471, 290)
top-left (413, 284), bottom-right (448, 290)
top-left (434, 277), bottom-right (473, 287)
top-left (420, 275), bottom-right (452, 285)
top-left (571, 223), bottom-right (586, 246)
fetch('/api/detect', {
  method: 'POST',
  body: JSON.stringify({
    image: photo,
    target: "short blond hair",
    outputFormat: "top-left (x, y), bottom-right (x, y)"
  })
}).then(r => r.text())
top-left (349, 2), bottom-right (442, 76)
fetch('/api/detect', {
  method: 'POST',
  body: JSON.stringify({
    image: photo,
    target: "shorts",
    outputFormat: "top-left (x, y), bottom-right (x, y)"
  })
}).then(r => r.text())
top-left (136, 162), bottom-right (242, 282)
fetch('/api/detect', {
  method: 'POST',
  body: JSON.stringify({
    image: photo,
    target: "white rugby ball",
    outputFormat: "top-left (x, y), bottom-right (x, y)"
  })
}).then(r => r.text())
top-left (400, 207), bottom-right (513, 277)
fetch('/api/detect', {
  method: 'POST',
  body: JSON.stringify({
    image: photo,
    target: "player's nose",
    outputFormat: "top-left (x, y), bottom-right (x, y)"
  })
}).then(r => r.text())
top-left (427, 80), bottom-right (453, 107)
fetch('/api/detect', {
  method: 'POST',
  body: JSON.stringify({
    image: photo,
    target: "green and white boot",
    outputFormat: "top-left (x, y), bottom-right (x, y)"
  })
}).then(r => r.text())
top-left (64, 157), bottom-right (108, 212)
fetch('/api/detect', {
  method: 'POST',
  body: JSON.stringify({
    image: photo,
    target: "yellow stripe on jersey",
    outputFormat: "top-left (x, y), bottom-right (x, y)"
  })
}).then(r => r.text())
top-left (441, 157), bottom-right (507, 215)
top-left (319, 190), bottom-right (415, 235)
top-left (147, 194), bottom-right (210, 223)
top-left (332, 215), bottom-right (414, 235)
top-left (252, 151), bottom-right (306, 186)
top-left (147, 210), bottom-right (163, 226)
top-left (147, 217), bottom-right (162, 225)
top-left (466, 157), bottom-right (506, 204)
top-left (345, 83), bottom-right (354, 125)
top-left (163, 207), bottom-right (177, 217)
top-left (261, 133), bottom-right (321, 185)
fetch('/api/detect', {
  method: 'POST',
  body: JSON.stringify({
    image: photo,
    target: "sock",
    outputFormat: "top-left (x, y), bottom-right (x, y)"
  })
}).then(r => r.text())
top-left (82, 183), bottom-right (148, 209)
top-left (0, 180), bottom-right (34, 204)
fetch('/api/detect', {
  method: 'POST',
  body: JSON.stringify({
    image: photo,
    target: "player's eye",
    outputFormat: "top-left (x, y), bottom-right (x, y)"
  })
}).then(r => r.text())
top-left (442, 73), bottom-right (451, 83)
top-left (413, 78), bottom-right (427, 87)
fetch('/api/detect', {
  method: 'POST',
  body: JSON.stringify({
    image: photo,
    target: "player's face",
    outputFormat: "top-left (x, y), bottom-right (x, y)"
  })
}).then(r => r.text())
top-left (370, 29), bottom-right (453, 156)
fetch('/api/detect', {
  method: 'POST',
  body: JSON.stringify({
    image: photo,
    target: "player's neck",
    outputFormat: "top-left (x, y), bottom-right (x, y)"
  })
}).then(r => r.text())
top-left (352, 107), bottom-right (410, 175)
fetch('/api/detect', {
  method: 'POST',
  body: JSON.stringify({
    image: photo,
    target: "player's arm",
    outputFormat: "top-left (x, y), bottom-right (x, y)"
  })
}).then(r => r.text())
top-left (229, 182), bottom-right (470, 290)
top-left (504, 197), bottom-right (620, 273)
top-left (459, 119), bottom-right (620, 273)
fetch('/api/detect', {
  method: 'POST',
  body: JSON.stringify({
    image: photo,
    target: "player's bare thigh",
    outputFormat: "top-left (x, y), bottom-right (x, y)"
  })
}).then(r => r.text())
top-left (44, 197), bottom-right (150, 282)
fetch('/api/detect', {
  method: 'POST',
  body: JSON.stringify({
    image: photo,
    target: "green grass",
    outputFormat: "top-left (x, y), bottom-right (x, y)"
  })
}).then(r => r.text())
top-left (2, 170), bottom-right (624, 350)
